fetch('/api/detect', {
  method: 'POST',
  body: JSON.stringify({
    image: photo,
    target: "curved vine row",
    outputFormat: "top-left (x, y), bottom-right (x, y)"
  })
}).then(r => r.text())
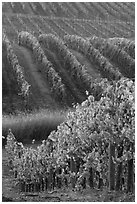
top-left (38, 34), bottom-right (93, 95)
top-left (88, 36), bottom-right (135, 79)
top-left (64, 35), bottom-right (122, 81)
top-left (18, 31), bottom-right (66, 102)
top-left (2, 32), bottom-right (30, 97)
top-left (108, 37), bottom-right (135, 59)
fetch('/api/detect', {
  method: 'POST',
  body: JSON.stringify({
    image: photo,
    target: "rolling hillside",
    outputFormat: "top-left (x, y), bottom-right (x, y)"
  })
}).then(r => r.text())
top-left (2, 2), bottom-right (135, 113)
top-left (2, 3), bottom-right (135, 202)
top-left (2, 2), bottom-right (135, 21)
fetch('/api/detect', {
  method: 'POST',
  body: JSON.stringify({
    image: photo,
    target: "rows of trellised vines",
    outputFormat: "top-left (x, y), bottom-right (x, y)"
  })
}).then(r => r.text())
top-left (40, 47), bottom-right (86, 104)
top-left (108, 37), bottom-right (135, 59)
top-left (3, 2), bottom-right (134, 21)
top-left (87, 36), bottom-right (135, 79)
top-left (2, 12), bottom-right (134, 44)
top-left (64, 35), bottom-right (122, 81)
top-left (87, 36), bottom-right (135, 59)
top-left (18, 31), bottom-right (66, 102)
top-left (2, 32), bottom-right (30, 97)
top-left (5, 78), bottom-right (135, 193)
top-left (38, 34), bottom-right (93, 96)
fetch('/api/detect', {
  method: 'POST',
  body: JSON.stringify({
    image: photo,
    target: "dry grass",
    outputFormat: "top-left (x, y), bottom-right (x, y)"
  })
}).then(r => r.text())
top-left (2, 109), bottom-right (67, 144)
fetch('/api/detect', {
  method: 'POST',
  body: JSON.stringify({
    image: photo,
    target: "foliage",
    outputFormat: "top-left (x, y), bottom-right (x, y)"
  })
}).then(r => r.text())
top-left (88, 36), bottom-right (135, 79)
top-left (38, 34), bottom-right (92, 93)
top-left (2, 2), bottom-right (134, 21)
top-left (5, 77), bottom-right (135, 192)
top-left (64, 34), bottom-right (122, 80)
top-left (108, 37), bottom-right (135, 59)
top-left (51, 77), bottom-right (134, 190)
top-left (18, 31), bottom-right (66, 102)
top-left (2, 32), bottom-right (30, 97)
top-left (53, 77), bottom-right (134, 160)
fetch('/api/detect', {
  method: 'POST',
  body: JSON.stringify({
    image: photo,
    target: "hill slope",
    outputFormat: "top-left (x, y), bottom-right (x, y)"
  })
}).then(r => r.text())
top-left (2, 2), bottom-right (135, 21)
top-left (2, 2), bottom-right (135, 113)
top-left (3, 12), bottom-right (135, 43)
top-left (13, 45), bottom-right (57, 109)
top-left (2, 32), bottom-right (135, 113)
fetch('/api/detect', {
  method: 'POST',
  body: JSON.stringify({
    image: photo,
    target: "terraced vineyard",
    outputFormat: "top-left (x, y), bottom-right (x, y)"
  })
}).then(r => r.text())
top-left (2, 2), bottom-right (135, 113)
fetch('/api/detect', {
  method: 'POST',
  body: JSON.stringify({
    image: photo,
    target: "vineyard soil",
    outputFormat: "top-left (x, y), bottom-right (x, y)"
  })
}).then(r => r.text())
top-left (2, 147), bottom-right (135, 202)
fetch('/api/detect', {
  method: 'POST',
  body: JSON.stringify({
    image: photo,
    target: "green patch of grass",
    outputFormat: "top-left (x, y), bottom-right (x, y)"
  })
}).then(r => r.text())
top-left (2, 109), bottom-right (67, 144)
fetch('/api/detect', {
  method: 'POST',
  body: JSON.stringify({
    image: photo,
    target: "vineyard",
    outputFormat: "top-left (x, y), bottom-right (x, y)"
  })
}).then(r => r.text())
top-left (2, 2), bottom-right (135, 202)
top-left (4, 78), bottom-right (135, 201)
top-left (2, 31), bottom-right (135, 112)
top-left (2, 2), bottom-right (135, 20)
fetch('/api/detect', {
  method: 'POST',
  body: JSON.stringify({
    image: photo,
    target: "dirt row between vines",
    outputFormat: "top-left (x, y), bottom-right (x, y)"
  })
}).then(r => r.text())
top-left (13, 44), bottom-right (57, 109)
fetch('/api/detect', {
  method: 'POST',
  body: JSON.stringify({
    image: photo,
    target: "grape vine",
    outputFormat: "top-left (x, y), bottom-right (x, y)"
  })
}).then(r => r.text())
top-left (5, 78), bottom-right (135, 193)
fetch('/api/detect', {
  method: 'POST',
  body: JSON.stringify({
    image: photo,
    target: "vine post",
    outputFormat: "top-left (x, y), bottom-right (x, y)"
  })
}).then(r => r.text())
top-left (115, 141), bottom-right (123, 191)
top-left (108, 141), bottom-right (115, 191)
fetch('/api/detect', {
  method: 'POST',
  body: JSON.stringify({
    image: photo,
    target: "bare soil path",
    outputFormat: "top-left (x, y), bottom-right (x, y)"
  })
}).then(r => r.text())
top-left (13, 44), bottom-right (57, 109)
top-left (17, 46), bottom-right (51, 96)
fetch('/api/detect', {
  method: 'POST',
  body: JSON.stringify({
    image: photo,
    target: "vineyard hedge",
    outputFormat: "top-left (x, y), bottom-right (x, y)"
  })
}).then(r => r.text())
top-left (5, 77), bottom-right (135, 193)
